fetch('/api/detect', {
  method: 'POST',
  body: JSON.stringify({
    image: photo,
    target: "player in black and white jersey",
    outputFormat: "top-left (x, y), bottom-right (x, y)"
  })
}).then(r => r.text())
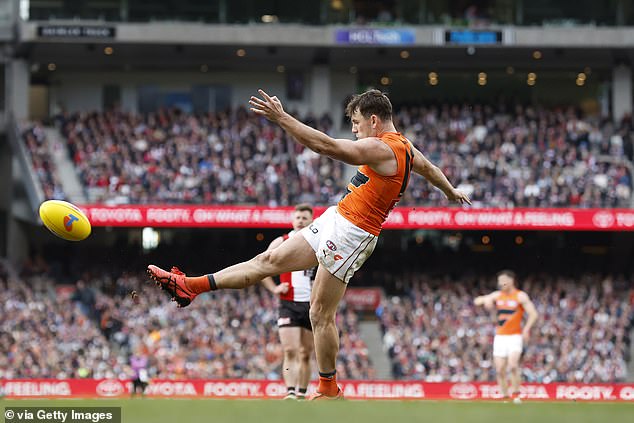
top-left (261, 204), bottom-right (316, 400)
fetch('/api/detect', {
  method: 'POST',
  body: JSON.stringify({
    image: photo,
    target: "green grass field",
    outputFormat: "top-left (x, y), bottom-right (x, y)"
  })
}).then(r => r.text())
top-left (3, 399), bottom-right (633, 423)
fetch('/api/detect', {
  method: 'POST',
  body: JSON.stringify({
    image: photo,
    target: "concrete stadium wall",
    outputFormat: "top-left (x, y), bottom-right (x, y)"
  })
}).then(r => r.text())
top-left (47, 69), bottom-right (356, 123)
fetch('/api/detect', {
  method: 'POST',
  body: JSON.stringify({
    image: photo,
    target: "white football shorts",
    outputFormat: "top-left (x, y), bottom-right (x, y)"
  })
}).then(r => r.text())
top-left (493, 334), bottom-right (523, 358)
top-left (300, 206), bottom-right (377, 284)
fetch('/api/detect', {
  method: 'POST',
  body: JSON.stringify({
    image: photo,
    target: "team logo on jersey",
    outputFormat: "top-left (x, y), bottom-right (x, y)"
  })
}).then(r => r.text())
top-left (497, 300), bottom-right (518, 308)
top-left (63, 214), bottom-right (79, 231)
top-left (326, 240), bottom-right (337, 251)
top-left (334, 254), bottom-right (343, 261)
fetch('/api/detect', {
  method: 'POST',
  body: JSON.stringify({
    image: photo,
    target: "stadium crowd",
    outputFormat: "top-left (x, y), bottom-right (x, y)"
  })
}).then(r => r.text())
top-left (22, 124), bottom-right (66, 201)
top-left (59, 108), bottom-right (343, 206)
top-left (22, 103), bottom-right (631, 208)
top-left (0, 260), bottom-right (373, 380)
top-left (2, 255), bottom-right (632, 383)
top-left (395, 104), bottom-right (633, 208)
top-left (0, 260), bottom-right (111, 379)
top-left (95, 271), bottom-right (373, 380)
top-left (379, 272), bottom-right (634, 383)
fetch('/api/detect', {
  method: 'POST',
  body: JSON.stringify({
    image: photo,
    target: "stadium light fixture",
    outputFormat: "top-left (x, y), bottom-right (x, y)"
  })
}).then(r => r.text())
top-left (142, 227), bottom-right (160, 250)
top-left (331, 0), bottom-right (344, 10)
top-left (261, 15), bottom-right (279, 23)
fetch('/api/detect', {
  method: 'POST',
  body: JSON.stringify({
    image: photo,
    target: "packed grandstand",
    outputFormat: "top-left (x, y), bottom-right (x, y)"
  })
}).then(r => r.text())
top-left (2, 258), bottom-right (631, 383)
top-left (22, 104), bottom-right (632, 208)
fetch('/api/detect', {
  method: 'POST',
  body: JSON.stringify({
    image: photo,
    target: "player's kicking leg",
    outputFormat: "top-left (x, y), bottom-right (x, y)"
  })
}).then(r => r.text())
top-left (147, 234), bottom-right (318, 307)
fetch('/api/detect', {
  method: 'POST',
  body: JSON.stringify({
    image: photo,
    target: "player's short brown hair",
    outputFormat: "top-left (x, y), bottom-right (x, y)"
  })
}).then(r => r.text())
top-left (294, 203), bottom-right (313, 215)
top-left (497, 269), bottom-right (517, 281)
top-left (345, 89), bottom-right (393, 121)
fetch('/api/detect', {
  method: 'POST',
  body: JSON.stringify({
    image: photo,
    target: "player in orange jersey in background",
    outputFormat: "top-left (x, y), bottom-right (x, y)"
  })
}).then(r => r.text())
top-left (148, 89), bottom-right (471, 400)
top-left (475, 270), bottom-right (539, 403)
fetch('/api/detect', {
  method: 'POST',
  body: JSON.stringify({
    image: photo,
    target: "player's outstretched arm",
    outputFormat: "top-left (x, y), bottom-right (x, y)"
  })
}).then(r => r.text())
top-left (474, 291), bottom-right (499, 309)
top-left (411, 146), bottom-right (471, 205)
top-left (249, 89), bottom-right (391, 166)
top-left (519, 292), bottom-right (539, 342)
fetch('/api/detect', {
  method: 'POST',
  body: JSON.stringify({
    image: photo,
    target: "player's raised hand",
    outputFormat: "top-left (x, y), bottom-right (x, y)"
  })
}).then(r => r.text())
top-left (249, 89), bottom-right (286, 122)
top-left (446, 188), bottom-right (472, 205)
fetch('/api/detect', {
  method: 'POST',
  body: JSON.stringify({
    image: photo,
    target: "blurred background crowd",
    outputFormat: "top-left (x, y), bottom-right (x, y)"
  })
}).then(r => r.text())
top-left (2, 259), bottom-right (631, 383)
top-left (23, 103), bottom-right (633, 209)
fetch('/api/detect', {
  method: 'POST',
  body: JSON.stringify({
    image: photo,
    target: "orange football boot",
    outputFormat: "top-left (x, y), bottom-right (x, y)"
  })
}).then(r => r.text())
top-left (147, 265), bottom-right (197, 307)
top-left (307, 388), bottom-right (344, 401)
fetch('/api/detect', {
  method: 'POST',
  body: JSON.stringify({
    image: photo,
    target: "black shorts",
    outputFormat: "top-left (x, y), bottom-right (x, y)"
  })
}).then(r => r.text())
top-left (132, 377), bottom-right (148, 391)
top-left (278, 300), bottom-right (311, 331)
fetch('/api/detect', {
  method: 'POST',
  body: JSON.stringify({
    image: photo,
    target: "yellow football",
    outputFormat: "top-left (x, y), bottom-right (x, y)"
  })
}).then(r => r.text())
top-left (39, 200), bottom-right (92, 241)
